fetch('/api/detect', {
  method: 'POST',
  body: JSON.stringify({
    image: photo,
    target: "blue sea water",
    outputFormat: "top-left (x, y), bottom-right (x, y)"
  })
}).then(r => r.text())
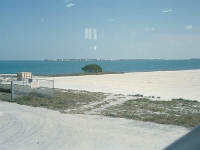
top-left (0, 60), bottom-right (200, 75)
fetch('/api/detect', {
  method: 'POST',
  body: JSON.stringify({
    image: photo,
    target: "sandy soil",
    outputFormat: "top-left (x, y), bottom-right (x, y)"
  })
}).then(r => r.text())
top-left (54, 70), bottom-right (200, 101)
top-left (1, 70), bottom-right (200, 149)
top-left (0, 101), bottom-right (188, 150)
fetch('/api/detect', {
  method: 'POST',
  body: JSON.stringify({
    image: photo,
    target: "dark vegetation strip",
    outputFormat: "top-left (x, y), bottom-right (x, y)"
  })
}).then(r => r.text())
top-left (0, 88), bottom-right (11, 93)
top-left (34, 72), bottom-right (120, 77)
top-left (0, 89), bottom-right (105, 111)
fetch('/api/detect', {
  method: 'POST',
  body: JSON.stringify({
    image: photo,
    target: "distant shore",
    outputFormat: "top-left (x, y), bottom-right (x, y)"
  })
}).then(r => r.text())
top-left (44, 58), bottom-right (200, 61)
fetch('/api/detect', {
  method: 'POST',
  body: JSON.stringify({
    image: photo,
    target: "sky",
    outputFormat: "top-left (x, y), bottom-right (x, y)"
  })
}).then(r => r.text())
top-left (0, 0), bottom-right (200, 60)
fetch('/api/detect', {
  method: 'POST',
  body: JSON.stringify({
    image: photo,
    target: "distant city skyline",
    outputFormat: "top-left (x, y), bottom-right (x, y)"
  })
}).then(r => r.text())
top-left (0, 0), bottom-right (200, 60)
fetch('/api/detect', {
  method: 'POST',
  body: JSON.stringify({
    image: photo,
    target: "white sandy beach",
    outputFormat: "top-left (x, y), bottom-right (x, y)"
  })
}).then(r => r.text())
top-left (1, 69), bottom-right (200, 150)
top-left (54, 69), bottom-right (200, 101)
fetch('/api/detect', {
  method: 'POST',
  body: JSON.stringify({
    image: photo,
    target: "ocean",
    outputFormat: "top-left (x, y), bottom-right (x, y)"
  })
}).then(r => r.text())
top-left (0, 60), bottom-right (200, 75)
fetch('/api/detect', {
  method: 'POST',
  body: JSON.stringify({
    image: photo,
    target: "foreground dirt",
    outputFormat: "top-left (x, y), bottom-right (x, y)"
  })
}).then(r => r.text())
top-left (0, 101), bottom-right (188, 150)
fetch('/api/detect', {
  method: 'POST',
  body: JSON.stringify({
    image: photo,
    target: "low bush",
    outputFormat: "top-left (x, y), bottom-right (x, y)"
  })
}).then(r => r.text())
top-left (82, 64), bottom-right (102, 73)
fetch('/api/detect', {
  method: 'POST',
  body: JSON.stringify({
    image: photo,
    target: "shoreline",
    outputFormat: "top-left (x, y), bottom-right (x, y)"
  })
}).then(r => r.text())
top-left (1, 69), bottom-right (200, 101)
top-left (1, 68), bottom-right (200, 75)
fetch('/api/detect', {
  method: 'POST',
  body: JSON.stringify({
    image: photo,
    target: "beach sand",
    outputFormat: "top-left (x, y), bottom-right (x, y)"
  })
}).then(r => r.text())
top-left (54, 69), bottom-right (200, 101)
top-left (1, 70), bottom-right (200, 149)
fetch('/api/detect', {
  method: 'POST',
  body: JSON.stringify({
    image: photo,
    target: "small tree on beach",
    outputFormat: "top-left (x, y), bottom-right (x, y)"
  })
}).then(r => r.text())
top-left (82, 64), bottom-right (102, 73)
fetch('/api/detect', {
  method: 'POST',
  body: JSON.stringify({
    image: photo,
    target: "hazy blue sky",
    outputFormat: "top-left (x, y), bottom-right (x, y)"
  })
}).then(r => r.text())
top-left (1, 0), bottom-right (200, 60)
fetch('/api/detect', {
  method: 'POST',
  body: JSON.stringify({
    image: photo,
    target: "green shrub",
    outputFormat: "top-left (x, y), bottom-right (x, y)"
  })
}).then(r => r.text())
top-left (82, 64), bottom-right (102, 73)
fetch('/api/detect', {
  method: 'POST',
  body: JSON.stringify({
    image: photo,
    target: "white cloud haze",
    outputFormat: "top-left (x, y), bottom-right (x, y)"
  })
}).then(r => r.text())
top-left (162, 10), bottom-right (172, 13)
top-left (66, 3), bottom-right (75, 7)
top-left (186, 25), bottom-right (192, 30)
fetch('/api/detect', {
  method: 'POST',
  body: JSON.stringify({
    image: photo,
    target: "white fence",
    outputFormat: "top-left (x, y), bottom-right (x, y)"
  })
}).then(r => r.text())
top-left (11, 78), bottom-right (54, 100)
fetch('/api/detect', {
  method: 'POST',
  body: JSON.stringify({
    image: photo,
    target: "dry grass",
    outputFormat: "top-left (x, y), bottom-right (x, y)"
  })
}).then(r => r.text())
top-left (0, 92), bottom-right (10, 101)
top-left (1, 87), bottom-right (200, 128)
top-left (101, 98), bottom-right (200, 128)
top-left (4, 89), bottom-right (106, 113)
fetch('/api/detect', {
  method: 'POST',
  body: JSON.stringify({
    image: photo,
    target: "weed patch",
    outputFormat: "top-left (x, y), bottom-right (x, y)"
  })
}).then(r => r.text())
top-left (9, 89), bottom-right (105, 112)
top-left (101, 98), bottom-right (200, 128)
